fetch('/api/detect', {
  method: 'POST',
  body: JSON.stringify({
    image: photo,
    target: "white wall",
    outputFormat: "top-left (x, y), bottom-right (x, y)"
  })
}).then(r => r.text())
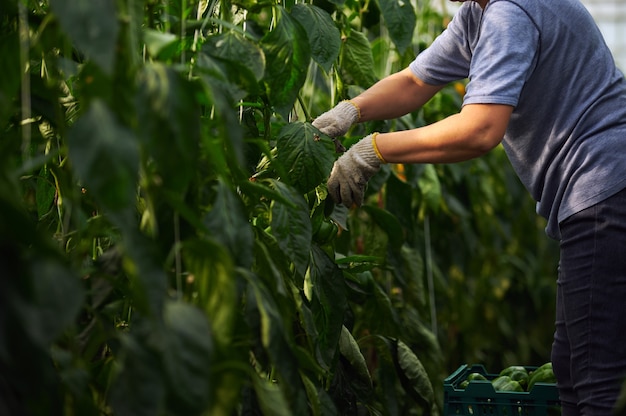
top-left (580, 0), bottom-right (626, 71)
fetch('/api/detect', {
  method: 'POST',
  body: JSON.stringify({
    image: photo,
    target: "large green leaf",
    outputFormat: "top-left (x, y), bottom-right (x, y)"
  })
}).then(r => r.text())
top-left (418, 164), bottom-right (442, 212)
top-left (183, 239), bottom-right (236, 349)
top-left (204, 179), bottom-right (254, 268)
top-left (276, 121), bottom-right (335, 195)
top-left (290, 4), bottom-right (341, 73)
top-left (269, 180), bottom-right (311, 277)
top-left (377, 0), bottom-right (416, 54)
top-left (252, 375), bottom-right (291, 416)
top-left (49, 0), bottom-right (119, 75)
top-left (67, 100), bottom-right (139, 216)
top-left (341, 30), bottom-right (377, 88)
top-left (203, 32), bottom-right (265, 81)
top-left (361, 205), bottom-right (404, 250)
top-left (338, 326), bottom-right (372, 390)
top-left (308, 244), bottom-right (346, 368)
top-left (163, 300), bottom-right (214, 414)
top-left (261, 6), bottom-right (311, 119)
top-left (246, 275), bottom-right (309, 415)
top-left (109, 330), bottom-right (167, 416)
top-left (136, 64), bottom-right (200, 193)
top-left (395, 340), bottom-right (435, 409)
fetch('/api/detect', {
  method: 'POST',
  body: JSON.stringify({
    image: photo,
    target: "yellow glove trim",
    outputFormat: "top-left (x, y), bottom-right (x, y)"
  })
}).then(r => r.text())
top-left (371, 132), bottom-right (387, 164)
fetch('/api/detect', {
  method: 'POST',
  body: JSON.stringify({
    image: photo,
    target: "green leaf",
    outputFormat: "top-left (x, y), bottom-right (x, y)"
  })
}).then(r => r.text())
top-left (49, 0), bottom-right (119, 75)
top-left (0, 33), bottom-right (20, 126)
top-left (361, 205), bottom-right (404, 249)
top-left (204, 179), bottom-right (254, 268)
top-left (246, 274), bottom-right (309, 414)
top-left (291, 4), bottom-right (341, 73)
top-left (308, 245), bottom-right (346, 368)
top-left (276, 122), bottom-right (335, 194)
top-left (203, 32), bottom-right (265, 81)
top-left (136, 64), bottom-right (200, 193)
top-left (377, 0), bottom-right (416, 54)
top-left (261, 6), bottom-right (311, 119)
top-left (19, 257), bottom-right (84, 348)
top-left (183, 239), bottom-right (236, 349)
top-left (109, 330), bottom-right (167, 416)
top-left (252, 376), bottom-right (291, 416)
top-left (341, 30), bottom-right (377, 88)
top-left (143, 28), bottom-right (178, 58)
top-left (418, 164), bottom-right (442, 212)
top-left (67, 100), bottom-right (139, 215)
top-left (163, 300), bottom-right (214, 414)
top-left (269, 180), bottom-right (311, 277)
top-left (395, 340), bottom-right (434, 408)
top-left (339, 326), bottom-right (372, 390)
top-left (36, 166), bottom-right (55, 219)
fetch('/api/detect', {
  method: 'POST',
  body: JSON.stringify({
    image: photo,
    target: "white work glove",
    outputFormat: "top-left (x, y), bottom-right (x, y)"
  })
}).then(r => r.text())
top-left (312, 100), bottom-right (360, 138)
top-left (327, 133), bottom-right (386, 208)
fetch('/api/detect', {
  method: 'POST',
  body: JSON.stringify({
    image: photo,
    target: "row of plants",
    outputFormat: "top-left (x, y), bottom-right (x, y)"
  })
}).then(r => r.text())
top-left (1, 0), bottom-right (562, 415)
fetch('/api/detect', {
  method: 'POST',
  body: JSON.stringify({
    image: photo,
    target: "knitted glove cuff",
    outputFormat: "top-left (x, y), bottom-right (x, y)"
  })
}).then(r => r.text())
top-left (350, 133), bottom-right (386, 170)
top-left (312, 100), bottom-right (360, 138)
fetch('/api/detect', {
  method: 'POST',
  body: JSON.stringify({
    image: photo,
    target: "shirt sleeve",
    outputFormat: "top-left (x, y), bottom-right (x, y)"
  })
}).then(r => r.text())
top-left (463, 1), bottom-right (540, 107)
top-left (409, 1), bottom-right (540, 108)
top-left (409, 4), bottom-right (476, 85)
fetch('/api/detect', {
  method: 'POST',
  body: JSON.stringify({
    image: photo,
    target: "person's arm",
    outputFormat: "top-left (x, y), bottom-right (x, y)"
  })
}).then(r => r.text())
top-left (312, 68), bottom-right (444, 137)
top-left (326, 103), bottom-right (512, 207)
top-left (351, 68), bottom-right (445, 121)
top-left (376, 103), bottom-right (513, 163)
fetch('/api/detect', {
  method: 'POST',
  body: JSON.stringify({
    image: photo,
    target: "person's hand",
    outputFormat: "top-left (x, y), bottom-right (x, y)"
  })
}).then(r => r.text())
top-left (327, 133), bottom-right (386, 207)
top-left (312, 100), bottom-right (360, 138)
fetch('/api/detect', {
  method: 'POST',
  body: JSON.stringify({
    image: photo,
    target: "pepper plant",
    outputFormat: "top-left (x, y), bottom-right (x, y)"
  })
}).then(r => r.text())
top-left (0, 0), bottom-right (559, 415)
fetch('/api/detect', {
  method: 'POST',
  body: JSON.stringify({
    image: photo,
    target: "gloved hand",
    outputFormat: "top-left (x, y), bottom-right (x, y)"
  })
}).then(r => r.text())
top-left (312, 100), bottom-right (360, 138)
top-left (327, 133), bottom-right (386, 207)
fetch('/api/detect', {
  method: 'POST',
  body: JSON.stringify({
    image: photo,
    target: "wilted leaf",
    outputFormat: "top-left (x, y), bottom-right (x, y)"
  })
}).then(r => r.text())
top-left (261, 6), bottom-right (311, 119)
top-left (276, 122), bottom-right (335, 194)
top-left (291, 4), bottom-right (341, 73)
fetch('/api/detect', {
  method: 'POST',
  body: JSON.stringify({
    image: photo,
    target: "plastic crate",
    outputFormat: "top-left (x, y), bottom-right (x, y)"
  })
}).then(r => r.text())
top-left (443, 364), bottom-right (561, 415)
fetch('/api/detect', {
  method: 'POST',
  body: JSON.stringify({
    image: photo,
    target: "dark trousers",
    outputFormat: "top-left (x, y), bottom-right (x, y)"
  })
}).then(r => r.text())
top-left (552, 187), bottom-right (626, 415)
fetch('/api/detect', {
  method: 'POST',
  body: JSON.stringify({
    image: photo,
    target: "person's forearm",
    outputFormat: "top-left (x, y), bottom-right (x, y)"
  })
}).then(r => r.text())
top-left (375, 104), bottom-right (513, 164)
top-left (351, 68), bottom-right (444, 122)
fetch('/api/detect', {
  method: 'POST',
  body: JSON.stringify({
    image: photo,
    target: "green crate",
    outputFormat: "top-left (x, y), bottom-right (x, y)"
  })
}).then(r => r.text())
top-left (443, 364), bottom-right (561, 415)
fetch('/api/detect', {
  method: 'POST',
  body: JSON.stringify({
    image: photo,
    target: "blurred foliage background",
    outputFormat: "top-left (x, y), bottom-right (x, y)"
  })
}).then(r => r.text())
top-left (0, 0), bottom-right (559, 415)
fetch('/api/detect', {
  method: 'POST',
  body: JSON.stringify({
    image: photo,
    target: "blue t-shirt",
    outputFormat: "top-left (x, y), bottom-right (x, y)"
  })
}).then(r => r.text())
top-left (409, 0), bottom-right (626, 239)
